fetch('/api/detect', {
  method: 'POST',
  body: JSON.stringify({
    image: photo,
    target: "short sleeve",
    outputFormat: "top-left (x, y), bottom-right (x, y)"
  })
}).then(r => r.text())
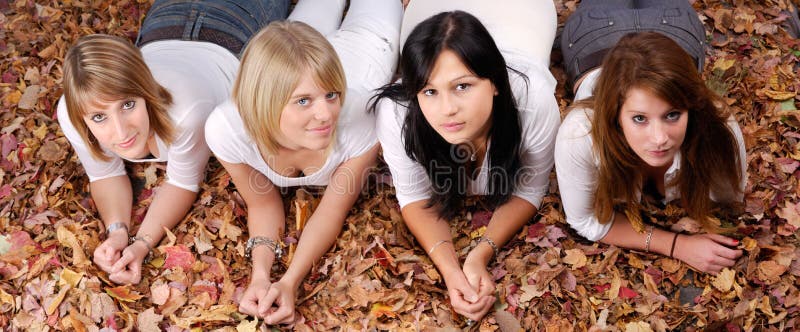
top-left (163, 100), bottom-right (214, 192)
top-left (554, 108), bottom-right (612, 241)
top-left (205, 100), bottom-right (246, 165)
top-left (511, 64), bottom-right (560, 208)
top-left (56, 97), bottom-right (127, 182)
top-left (375, 97), bottom-right (431, 208)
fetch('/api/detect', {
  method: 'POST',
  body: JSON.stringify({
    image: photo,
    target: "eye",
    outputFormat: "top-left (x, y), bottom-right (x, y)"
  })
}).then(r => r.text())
top-left (421, 89), bottom-right (436, 97)
top-left (122, 100), bottom-right (136, 110)
top-left (455, 83), bottom-right (470, 91)
top-left (325, 92), bottom-right (339, 100)
top-left (90, 113), bottom-right (107, 123)
top-left (665, 111), bottom-right (682, 121)
top-left (297, 97), bottom-right (310, 106)
top-left (632, 115), bottom-right (646, 124)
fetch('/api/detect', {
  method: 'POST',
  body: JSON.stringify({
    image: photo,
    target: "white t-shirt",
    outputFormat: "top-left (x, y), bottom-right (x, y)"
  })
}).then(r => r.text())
top-left (376, 55), bottom-right (561, 209)
top-left (57, 40), bottom-right (239, 192)
top-left (554, 107), bottom-right (748, 242)
top-left (205, 95), bottom-right (378, 187)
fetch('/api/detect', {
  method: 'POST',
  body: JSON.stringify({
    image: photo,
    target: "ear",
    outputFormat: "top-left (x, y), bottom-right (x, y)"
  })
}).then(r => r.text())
top-left (492, 83), bottom-right (498, 96)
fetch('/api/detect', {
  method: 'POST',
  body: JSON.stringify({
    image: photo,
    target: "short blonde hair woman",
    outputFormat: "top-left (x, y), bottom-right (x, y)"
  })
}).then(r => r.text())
top-left (57, 0), bottom-right (289, 285)
top-left (204, 0), bottom-right (402, 324)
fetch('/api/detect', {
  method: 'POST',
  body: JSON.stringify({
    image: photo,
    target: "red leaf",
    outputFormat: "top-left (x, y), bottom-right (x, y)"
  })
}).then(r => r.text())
top-left (618, 286), bottom-right (639, 299)
top-left (471, 211), bottom-right (492, 229)
top-left (593, 283), bottom-right (611, 293)
top-left (162, 245), bottom-right (195, 270)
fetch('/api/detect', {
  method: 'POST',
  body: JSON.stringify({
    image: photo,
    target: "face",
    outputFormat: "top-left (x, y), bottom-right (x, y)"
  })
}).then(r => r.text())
top-left (618, 87), bottom-right (688, 169)
top-left (416, 49), bottom-right (497, 146)
top-left (83, 96), bottom-right (153, 159)
top-left (277, 73), bottom-right (341, 151)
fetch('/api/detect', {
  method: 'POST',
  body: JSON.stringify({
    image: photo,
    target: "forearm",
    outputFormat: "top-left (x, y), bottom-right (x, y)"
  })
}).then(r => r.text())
top-left (402, 201), bottom-right (461, 278)
top-left (472, 196), bottom-right (537, 264)
top-left (90, 175), bottom-right (133, 229)
top-left (246, 201), bottom-right (286, 280)
top-left (600, 213), bottom-right (676, 256)
top-left (135, 183), bottom-right (197, 245)
top-left (280, 212), bottom-right (345, 287)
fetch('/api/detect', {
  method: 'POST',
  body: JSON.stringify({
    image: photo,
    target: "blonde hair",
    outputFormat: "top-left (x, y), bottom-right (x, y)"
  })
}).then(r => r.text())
top-left (63, 34), bottom-right (174, 161)
top-left (234, 20), bottom-right (346, 155)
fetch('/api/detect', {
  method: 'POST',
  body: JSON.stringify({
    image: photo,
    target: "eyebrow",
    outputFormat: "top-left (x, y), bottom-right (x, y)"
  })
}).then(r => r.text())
top-left (423, 74), bottom-right (479, 87)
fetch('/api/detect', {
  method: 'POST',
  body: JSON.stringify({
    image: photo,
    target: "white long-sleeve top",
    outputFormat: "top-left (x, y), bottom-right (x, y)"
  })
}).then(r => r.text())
top-left (554, 106), bottom-right (748, 241)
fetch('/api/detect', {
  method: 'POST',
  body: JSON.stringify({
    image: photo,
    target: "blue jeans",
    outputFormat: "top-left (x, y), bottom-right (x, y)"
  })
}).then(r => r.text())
top-left (136, 0), bottom-right (290, 56)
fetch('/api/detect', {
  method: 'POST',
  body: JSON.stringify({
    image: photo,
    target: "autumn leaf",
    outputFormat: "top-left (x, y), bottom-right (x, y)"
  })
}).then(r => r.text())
top-left (162, 245), bottom-right (195, 270)
top-left (563, 249), bottom-right (587, 269)
top-left (136, 307), bottom-right (163, 332)
top-left (712, 268), bottom-right (736, 292)
top-left (105, 285), bottom-right (144, 302)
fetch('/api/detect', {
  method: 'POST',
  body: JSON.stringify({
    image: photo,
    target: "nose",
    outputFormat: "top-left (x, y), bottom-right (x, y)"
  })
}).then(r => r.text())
top-left (313, 100), bottom-right (334, 122)
top-left (440, 92), bottom-right (458, 116)
top-left (111, 115), bottom-right (126, 140)
top-left (651, 121), bottom-right (669, 147)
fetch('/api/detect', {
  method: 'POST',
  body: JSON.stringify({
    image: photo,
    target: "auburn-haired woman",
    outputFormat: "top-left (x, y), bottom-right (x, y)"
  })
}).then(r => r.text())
top-left (371, 0), bottom-right (559, 324)
top-left (555, 31), bottom-right (747, 274)
top-left (58, 0), bottom-right (288, 285)
top-left (204, 0), bottom-right (401, 324)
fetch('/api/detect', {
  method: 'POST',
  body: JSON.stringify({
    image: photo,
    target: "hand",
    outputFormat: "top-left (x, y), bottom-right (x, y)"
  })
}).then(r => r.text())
top-left (108, 240), bottom-right (149, 284)
top-left (93, 230), bottom-right (128, 273)
top-left (673, 233), bottom-right (742, 274)
top-left (260, 278), bottom-right (298, 325)
top-left (239, 275), bottom-right (272, 317)
top-left (462, 254), bottom-right (496, 320)
top-left (443, 269), bottom-right (495, 322)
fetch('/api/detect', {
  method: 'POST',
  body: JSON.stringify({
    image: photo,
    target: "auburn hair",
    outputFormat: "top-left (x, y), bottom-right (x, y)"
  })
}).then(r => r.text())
top-left (589, 32), bottom-right (742, 229)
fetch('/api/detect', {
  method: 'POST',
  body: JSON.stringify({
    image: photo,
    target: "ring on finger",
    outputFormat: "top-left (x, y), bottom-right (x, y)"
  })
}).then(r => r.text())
top-left (465, 319), bottom-right (475, 326)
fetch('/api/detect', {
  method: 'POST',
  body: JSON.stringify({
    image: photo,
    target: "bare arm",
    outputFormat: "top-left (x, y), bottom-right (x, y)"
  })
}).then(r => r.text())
top-left (601, 213), bottom-right (742, 274)
top-left (281, 144), bottom-right (379, 287)
top-left (90, 176), bottom-right (133, 274)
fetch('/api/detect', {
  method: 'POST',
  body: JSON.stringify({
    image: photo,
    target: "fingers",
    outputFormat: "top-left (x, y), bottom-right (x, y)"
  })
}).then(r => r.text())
top-left (477, 275), bottom-right (496, 297)
top-left (111, 250), bottom-right (136, 274)
top-left (239, 286), bottom-right (269, 317)
top-left (108, 265), bottom-right (141, 284)
top-left (258, 286), bottom-right (280, 317)
top-left (265, 293), bottom-right (295, 325)
top-left (707, 233), bottom-right (740, 247)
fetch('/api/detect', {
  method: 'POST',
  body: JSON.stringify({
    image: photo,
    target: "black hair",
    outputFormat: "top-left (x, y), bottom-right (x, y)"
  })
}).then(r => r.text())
top-left (369, 10), bottom-right (524, 220)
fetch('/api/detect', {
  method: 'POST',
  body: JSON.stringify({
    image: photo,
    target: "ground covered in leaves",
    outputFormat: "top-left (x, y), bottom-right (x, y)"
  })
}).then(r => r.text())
top-left (1, 0), bottom-right (800, 331)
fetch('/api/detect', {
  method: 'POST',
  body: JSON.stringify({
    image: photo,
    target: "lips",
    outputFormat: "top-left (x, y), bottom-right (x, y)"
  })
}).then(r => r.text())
top-left (116, 135), bottom-right (137, 149)
top-left (308, 124), bottom-right (332, 135)
top-left (441, 122), bottom-right (465, 132)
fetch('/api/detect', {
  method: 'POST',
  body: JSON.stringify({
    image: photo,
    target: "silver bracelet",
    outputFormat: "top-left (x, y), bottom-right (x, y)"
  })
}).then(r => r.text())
top-left (106, 222), bottom-right (128, 236)
top-left (644, 225), bottom-right (654, 252)
top-left (130, 235), bottom-right (154, 264)
top-left (479, 236), bottom-right (499, 258)
top-left (427, 239), bottom-right (451, 255)
top-left (245, 236), bottom-right (284, 259)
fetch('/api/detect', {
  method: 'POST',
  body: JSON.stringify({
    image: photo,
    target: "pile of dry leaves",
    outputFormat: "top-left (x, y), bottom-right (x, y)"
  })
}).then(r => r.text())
top-left (1, 0), bottom-right (799, 331)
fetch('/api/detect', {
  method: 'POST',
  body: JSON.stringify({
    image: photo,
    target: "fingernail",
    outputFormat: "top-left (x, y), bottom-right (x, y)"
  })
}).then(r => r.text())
top-left (733, 239), bottom-right (739, 244)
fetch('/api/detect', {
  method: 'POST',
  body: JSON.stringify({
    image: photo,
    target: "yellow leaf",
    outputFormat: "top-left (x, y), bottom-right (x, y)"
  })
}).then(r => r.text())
top-left (0, 288), bottom-right (15, 310)
top-left (56, 226), bottom-right (90, 267)
top-left (58, 268), bottom-right (84, 288)
top-left (764, 89), bottom-right (796, 101)
top-left (370, 303), bottom-right (396, 318)
top-left (563, 249), bottom-right (587, 269)
top-left (33, 123), bottom-right (48, 140)
top-left (236, 318), bottom-right (259, 332)
top-left (741, 237), bottom-right (758, 251)
top-left (608, 272), bottom-right (621, 301)
top-left (712, 268), bottom-right (735, 292)
top-left (712, 58), bottom-right (736, 72)
top-left (757, 295), bottom-right (774, 317)
top-left (46, 286), bottom-right (70, 315)
top-left (5, 90), bottom-right (21, 104)
top-left (625, 321), bottom-right (654, 332)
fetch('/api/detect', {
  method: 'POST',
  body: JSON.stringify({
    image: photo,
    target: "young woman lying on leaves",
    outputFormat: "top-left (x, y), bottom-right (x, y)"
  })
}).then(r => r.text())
top-left (204, 0), bottom-right (401, 324)
top-left (555, 31), bottom-right (747, 275)
top-left (58, 0), bottom-right (288, 284)
top-left (370, 0), bottom-right (560, 324)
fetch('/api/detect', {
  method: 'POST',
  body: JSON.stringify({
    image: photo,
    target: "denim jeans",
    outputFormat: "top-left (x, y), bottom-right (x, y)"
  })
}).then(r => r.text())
top-left (561, 0), bottom-right (705, 89)
top-left (136, 0), bottom-right (290, 56)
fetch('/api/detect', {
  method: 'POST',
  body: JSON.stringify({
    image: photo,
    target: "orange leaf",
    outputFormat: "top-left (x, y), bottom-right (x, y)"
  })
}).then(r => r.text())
top-left (105, 285), bottom-right (144, 302)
